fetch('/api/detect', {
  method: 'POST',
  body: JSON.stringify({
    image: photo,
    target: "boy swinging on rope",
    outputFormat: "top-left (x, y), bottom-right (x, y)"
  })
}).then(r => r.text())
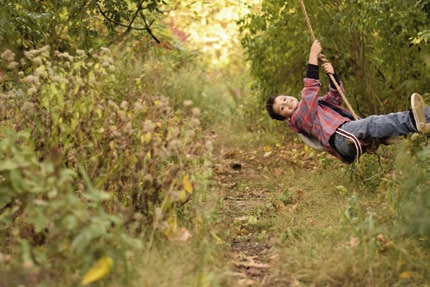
top-left (265, 40), bottom-right (430, 164)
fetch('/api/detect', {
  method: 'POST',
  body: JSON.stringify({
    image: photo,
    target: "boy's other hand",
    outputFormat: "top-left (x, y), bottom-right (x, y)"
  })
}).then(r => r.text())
top-left (322, 62), bottom-right (334, 74)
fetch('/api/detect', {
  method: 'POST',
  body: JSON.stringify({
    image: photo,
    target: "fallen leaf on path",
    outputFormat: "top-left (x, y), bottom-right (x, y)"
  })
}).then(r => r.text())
top-left (399, 271), bottom-right (412, 279)
top-left (171, 227), bottom-right (192, 242)
top-left (288, 203), bottom-right (298, 211)
top-left (348, 237), bottom-right (359, 248)
top-left (274, 168), bottom-right (283, 176)
top-left (233, 255), bottom-right (271, 269)
top-left (233, 261), bottom-right (271, 269)
top-left (238, 279), bottom-right (256, 286)
top-left (263, 151), bottom-right (272, 157)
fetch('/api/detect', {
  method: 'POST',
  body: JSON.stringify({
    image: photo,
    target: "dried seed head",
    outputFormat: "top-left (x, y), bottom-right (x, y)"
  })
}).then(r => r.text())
top-left (183, 100), bottom-right (193, 107)
top-left (1, 50), bottom-right (15, 62)
top-left (192, 108), bottom-right (201, 118)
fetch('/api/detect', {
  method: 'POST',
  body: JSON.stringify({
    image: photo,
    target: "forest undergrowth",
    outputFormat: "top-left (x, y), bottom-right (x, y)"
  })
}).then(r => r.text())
top-left (210, 127), bottom-right (430, 287)
top-left (0, 32), bottom-right (429, 287)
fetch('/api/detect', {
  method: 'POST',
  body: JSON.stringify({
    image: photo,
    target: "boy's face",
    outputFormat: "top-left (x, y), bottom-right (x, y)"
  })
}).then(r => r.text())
top-left (273, 95), bottom-right (299, 120)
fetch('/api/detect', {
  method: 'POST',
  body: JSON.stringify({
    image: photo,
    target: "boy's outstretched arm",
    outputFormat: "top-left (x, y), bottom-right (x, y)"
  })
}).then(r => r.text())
top-left (308, 40), bottom-right (322, 65)
top-left (306, 40), bottom-right (322, 81)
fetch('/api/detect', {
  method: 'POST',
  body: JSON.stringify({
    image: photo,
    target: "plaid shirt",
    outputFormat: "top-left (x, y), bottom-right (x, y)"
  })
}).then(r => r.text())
top-left (289, 77), bottom-right (355, 162)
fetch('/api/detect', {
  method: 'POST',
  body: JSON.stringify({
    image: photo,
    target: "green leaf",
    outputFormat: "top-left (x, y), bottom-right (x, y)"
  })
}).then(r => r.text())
top-left (0, 159), bottom-right (20, 171)
top-left (70, 228), bottom-right (94, 252)
top-left (29, 212), bottom-right (50, 233)
top-left (83, 189), bottom-right (111, 202)
top-left (0, 191), bottom-right (13, 209)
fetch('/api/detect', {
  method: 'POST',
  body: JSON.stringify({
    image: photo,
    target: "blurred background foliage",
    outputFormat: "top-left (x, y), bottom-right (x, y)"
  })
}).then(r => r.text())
top-left (240, 0), bottom-right (429, 116)
top-left (0, 0), bottom-right (429, 286)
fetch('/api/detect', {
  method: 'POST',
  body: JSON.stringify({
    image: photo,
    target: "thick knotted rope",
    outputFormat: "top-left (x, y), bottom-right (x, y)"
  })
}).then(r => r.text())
top-left (298, 0), bottom-right (359, 120)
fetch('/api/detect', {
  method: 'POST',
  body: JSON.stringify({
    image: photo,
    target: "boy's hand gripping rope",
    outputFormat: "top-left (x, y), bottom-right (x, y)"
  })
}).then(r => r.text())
top-left (298, 0), bottom-right (359, 120)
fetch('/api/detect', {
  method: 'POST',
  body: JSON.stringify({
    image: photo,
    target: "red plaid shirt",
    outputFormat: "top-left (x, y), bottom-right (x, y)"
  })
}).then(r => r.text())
top-left (289, 78), bottom-right (355, 162)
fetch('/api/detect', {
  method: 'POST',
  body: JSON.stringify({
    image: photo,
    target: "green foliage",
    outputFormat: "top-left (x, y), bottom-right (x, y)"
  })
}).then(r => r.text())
top-left (0, 42), bottom-right (214, 284)
top-left (0, 0), bottom-right (100, 52)
top-left (336, 140), bottom-right (430, 284)
top-left (394, 142), bottom-right (430, 239)
top-left (239, 0), bottom-right (429, 115)
top-left (410, 29), bottom-right (430, 46)
top-left (0, 0), bottom-right (172, 53)
top-left (0, 129), bottom-right (139, 284)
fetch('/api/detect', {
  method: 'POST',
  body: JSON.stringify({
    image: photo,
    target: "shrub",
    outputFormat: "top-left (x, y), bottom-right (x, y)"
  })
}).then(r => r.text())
top-left (0, 45), bottom-right (213, 284)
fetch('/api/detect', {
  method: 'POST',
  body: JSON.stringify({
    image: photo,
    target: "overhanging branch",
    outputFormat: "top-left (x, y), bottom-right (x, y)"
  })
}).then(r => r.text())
top-left (96, 3), bottom-right (161, 43)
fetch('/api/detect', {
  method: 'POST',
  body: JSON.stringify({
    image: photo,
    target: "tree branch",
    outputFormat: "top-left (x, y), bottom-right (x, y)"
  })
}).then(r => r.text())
top-left (139, 11), bottom-right (161, 43)
top-left (96, 3), bottom-right (146, 31)
top-left (96, 3), bottom-right (161, 44)
top-left (126, 0), bottom-right (146, 33)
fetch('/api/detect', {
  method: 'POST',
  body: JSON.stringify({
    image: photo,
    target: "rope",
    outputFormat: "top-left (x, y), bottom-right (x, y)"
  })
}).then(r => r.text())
top-left (298, 0), bottom-right (359, 120)
top-left (298, 0), bottom-right (316, 42)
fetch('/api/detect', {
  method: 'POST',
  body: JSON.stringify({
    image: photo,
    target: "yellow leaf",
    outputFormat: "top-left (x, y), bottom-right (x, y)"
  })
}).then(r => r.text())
top-left (210, 231), bottom-right (223, 244)
top-left (183, 174), bottom-right (193, 194)
top-left (399, 271), bottom-right (412, 279)
top-left (179, 190), bottom-right (187, 202)
top-left (81, 256), bottom-right (114, 286)
top-left (263, 145), bottom-right (272, 152)
top-left (167, 214), bottom-right (178, 234)
top-left (96, 109), bottom-right (102, 119)
top-left (141, 132), bottom-right (152, 144)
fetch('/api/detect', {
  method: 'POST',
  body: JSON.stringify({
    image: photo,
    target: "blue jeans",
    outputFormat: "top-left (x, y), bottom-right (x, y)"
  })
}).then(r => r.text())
top-left (332, 107), bottom-right (430, 159)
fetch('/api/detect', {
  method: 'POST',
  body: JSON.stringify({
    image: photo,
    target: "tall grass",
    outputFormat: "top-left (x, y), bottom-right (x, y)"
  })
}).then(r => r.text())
top-left (265, 140), bottom-right (430, 286)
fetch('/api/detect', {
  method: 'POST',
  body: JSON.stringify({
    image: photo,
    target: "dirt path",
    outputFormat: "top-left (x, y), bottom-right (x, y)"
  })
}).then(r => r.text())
top-left (212, 142), bottom-right (315, 287)
top-left (213, 148), bottom-right (277, 286)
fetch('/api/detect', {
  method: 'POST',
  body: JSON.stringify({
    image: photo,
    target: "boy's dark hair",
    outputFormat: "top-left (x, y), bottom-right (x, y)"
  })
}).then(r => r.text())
top-left (265, 96), bottom-right (286, 121)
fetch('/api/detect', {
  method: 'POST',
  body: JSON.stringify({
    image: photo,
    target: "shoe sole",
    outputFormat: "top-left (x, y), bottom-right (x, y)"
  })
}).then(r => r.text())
top-left (411, 93), bottom-right (427, 133)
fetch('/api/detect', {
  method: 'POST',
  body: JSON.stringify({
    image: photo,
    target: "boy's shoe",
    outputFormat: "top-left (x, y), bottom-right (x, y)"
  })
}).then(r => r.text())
top-left (411, 93), bottom-right (429, 133)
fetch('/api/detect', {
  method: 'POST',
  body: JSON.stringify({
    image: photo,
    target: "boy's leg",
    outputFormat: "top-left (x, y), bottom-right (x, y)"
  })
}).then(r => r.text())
top-left (411, 93), bottom-right (430, 133)
top-left (339, 111), bottom-right (417, 139)
top-left (332, 95), bottom-right (429, 160)
top-left (339, 94), bottom-right (429, 139)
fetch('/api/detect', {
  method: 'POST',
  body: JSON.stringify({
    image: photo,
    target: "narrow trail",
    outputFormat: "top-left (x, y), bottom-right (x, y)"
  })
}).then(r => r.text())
top-left (212, 139), bottom-right (327, 287)
top-left (213, 146), bottom-right (281, 286)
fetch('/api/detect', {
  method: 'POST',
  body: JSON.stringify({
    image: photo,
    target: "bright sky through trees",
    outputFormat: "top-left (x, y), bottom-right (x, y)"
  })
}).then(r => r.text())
top-left (169, 0), bottom-right (260, 67)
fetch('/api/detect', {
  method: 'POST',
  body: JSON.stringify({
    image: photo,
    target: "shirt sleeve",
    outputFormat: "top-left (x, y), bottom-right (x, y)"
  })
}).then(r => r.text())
top-left (289, 77), bottom-right (321, 133)
top-left (328, 73), bottom-right (340, 89)
top-left (301, 64), bottom-right (321, 114)
top-left (306, 64), bottom-right (319, 80)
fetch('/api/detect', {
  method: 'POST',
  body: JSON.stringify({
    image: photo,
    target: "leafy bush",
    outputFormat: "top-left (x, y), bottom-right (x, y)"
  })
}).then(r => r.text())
top-left (0, 129), bottom-right (139, 285)
top-left (0, 44), bottom-right (213, 284)
top-left (394, 142), bottom-right (430, 239)
top-left (340, 139), bottom-right (430, 284)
